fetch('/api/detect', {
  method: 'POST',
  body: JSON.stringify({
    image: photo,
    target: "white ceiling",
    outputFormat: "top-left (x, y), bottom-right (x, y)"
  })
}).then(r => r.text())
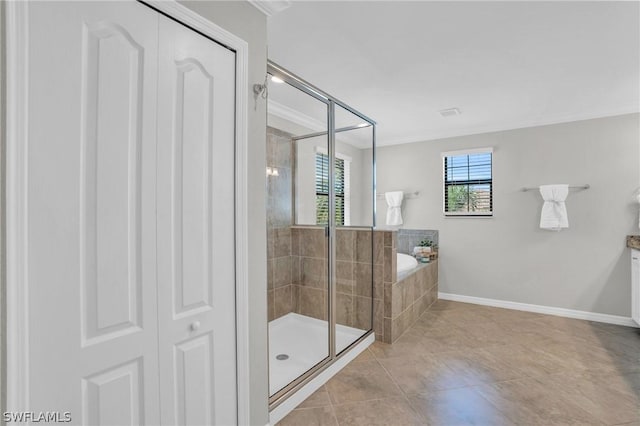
top-left (266, 1), bottom-right (640, 146)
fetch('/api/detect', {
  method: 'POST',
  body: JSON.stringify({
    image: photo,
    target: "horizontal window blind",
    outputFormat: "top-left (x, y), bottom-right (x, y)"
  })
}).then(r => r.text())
top-left (316, 152), bottom-right (345, 225)
top-left (443, 150), bottom-right (493, 216)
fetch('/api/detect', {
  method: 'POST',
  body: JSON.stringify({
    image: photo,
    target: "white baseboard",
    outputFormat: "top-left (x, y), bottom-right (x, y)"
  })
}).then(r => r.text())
top-left (438, 292), bottom-right (639, 328)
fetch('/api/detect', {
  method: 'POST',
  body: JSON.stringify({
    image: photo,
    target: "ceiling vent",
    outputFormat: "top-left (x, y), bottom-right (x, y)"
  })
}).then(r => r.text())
top-left (439, 107), bottom-right (461, 117)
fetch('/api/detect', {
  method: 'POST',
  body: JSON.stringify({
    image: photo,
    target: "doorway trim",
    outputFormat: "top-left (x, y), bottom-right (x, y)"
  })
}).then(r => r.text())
top-left (5, 1), bottom-right (250, 423)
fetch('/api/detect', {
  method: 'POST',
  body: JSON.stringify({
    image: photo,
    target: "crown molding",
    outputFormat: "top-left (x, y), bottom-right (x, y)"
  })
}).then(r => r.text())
top-left (268, 99), bottom-right (325, 132)
top-left (268, 100), bottom-right (372, 149)
top-left (248, 0), bottom-right (291, 17)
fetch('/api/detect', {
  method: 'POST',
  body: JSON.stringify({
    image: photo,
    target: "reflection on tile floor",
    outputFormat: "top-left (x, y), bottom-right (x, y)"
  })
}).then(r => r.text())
top-left (277, 300), bottom-right (640, 426)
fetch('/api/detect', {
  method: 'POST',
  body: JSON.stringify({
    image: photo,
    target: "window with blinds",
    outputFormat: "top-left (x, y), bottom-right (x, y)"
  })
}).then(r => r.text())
top-left (315, 152), bottom-right (349, 225)
top-left (443, 148), bottom-right (493, 216)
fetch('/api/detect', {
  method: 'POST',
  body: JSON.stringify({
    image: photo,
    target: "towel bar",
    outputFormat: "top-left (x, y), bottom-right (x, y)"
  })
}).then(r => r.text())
top-left (376, 191), bottom-right (420, 199)
top-left (521, 184), bottom-right (590, 192)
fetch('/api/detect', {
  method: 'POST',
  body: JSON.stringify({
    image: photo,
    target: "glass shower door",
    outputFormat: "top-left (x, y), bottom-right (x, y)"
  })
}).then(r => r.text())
top-left (266, 71), bottom-right (331, 399)
top-left (266, 61), bottom-right (376, 409)
top-left (333, 103), bottom-right (375, 355)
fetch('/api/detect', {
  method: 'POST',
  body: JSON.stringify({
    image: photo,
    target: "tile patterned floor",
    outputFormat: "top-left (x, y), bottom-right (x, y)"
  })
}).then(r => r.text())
top-left (276, 300), bottom-right (640, 426)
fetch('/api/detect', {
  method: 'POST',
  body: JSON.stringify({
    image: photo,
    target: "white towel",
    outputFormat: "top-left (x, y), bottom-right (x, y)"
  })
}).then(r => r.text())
top-left (385, 191), bottom-right (404, 226)
top-left (539, 184), bottom-right (569, 231)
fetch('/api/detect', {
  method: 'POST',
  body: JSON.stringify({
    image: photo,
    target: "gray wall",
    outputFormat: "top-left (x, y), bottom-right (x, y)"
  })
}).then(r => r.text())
top-left (376, 114), bottom-right (639, 317)
top-left (178, 2), bottom-right (269, 424)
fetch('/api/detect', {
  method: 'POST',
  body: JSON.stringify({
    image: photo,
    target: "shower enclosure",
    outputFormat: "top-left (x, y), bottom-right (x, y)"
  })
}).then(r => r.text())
top-left (266, 61), bottom-right (376, 409)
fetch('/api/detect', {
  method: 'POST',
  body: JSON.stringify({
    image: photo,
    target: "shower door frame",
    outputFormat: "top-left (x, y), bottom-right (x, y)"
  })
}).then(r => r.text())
top-left (267, 61), bottom-right (377, 409)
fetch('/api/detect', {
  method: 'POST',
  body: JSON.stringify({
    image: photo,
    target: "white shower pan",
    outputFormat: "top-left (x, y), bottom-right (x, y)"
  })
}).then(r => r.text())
top-left (268, 313), bottom-right (366, 395)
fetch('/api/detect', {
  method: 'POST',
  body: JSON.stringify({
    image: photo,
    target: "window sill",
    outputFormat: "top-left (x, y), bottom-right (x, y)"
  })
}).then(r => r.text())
top-left (443, 213), bottom-right (493, 218)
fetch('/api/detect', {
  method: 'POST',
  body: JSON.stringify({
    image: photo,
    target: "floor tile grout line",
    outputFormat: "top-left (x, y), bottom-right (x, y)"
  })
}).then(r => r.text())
top-left (400, 393), bottom-right (430, 425)
top-left (279, 300), bottom-right (640, 425)
top-left (324, 384), bottom-right (339, 424)
top-left (406, 382), bottom-right (526, 425)
top-left (329, 394), bottom-right (425, 408)
top-left (372, 353), bottom-right (433, 423)
top-left (330, 395), bottom-right (430, 425)
top-left (327, 397), bottom-right (340, 426)
top-left (372, 352), bottom-right (411, 397)
top-left (325, 358), bottom-right (415, 408)
top-left (283, 386), bottom-right (340, 426)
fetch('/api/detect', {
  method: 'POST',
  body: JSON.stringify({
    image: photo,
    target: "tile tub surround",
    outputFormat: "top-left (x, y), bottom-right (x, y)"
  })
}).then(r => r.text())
top-left (285, 228), bottom-right (439, 343)
top-left (383, 260), bottom-right (439, 343)
top-left (377, 230), bottom-right (439, 343)
top-left (627, 235), bottom-right (640, 249)
top-left (396, 229), bottom-right (439, 257)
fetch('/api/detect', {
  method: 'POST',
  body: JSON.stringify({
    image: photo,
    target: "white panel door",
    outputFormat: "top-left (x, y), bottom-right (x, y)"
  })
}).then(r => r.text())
top-left (27, 2), bottom-right (160, 425)
top-left (156, 15), bottom-right (238, 426)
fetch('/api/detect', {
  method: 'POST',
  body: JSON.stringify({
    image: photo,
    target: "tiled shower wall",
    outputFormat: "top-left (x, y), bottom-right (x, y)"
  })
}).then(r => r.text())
top-left (267, 227), bottom-right (294, 320)
top-left (266, 127), bottom-right (295, 321)
top-left (266, 126), bottom-right (383, 330)
top-left (290, 228), bottom-right (383, 335)
top-left (268, 223), bottom-right (385, 331)
top-left (266, 126), bottom-right (438, 337)
top-left (332, 229), bottom-right (382, 335)
top-left (290, 227), bottom-right (327, 321)
top-left (268, 205), bottom-right (438, 343)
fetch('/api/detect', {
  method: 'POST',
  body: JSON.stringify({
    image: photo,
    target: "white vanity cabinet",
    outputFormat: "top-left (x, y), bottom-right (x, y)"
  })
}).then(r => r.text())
top-left (632, 249), bottom-right (640, 325)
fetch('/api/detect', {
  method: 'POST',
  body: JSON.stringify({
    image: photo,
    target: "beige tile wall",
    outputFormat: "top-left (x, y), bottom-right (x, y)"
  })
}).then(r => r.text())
top-left (267, 226), bottom-right (296, 321)
top-left (290, 227), bottom-right (383, 333)
top-left (266, 127), bottom-right (295, 321)
top-left (291, 227), bottom-right (328, 320)
top-left (383, 258), bottom-right (439, 343)
top-left (265, 139), bottom-right (439, 338)
top-left (334, 229), bottom-right (381, 331)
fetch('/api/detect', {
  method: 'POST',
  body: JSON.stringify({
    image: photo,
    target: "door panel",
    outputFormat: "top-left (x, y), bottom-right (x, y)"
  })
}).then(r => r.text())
top-left (81, 21), bottom-right (144, 344)
top-left (25, 3), bottom-right (237, 424)
top-left (174, 333), bottom-right (215, 425)
top-left (82, 359), bottom-right (144, 425)
top-left (28, 2), bottom-right (160, 424)
top-left (156, 14), bottom-right (237, 426)
top-left (172, 59), bottom-right (215, 317)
